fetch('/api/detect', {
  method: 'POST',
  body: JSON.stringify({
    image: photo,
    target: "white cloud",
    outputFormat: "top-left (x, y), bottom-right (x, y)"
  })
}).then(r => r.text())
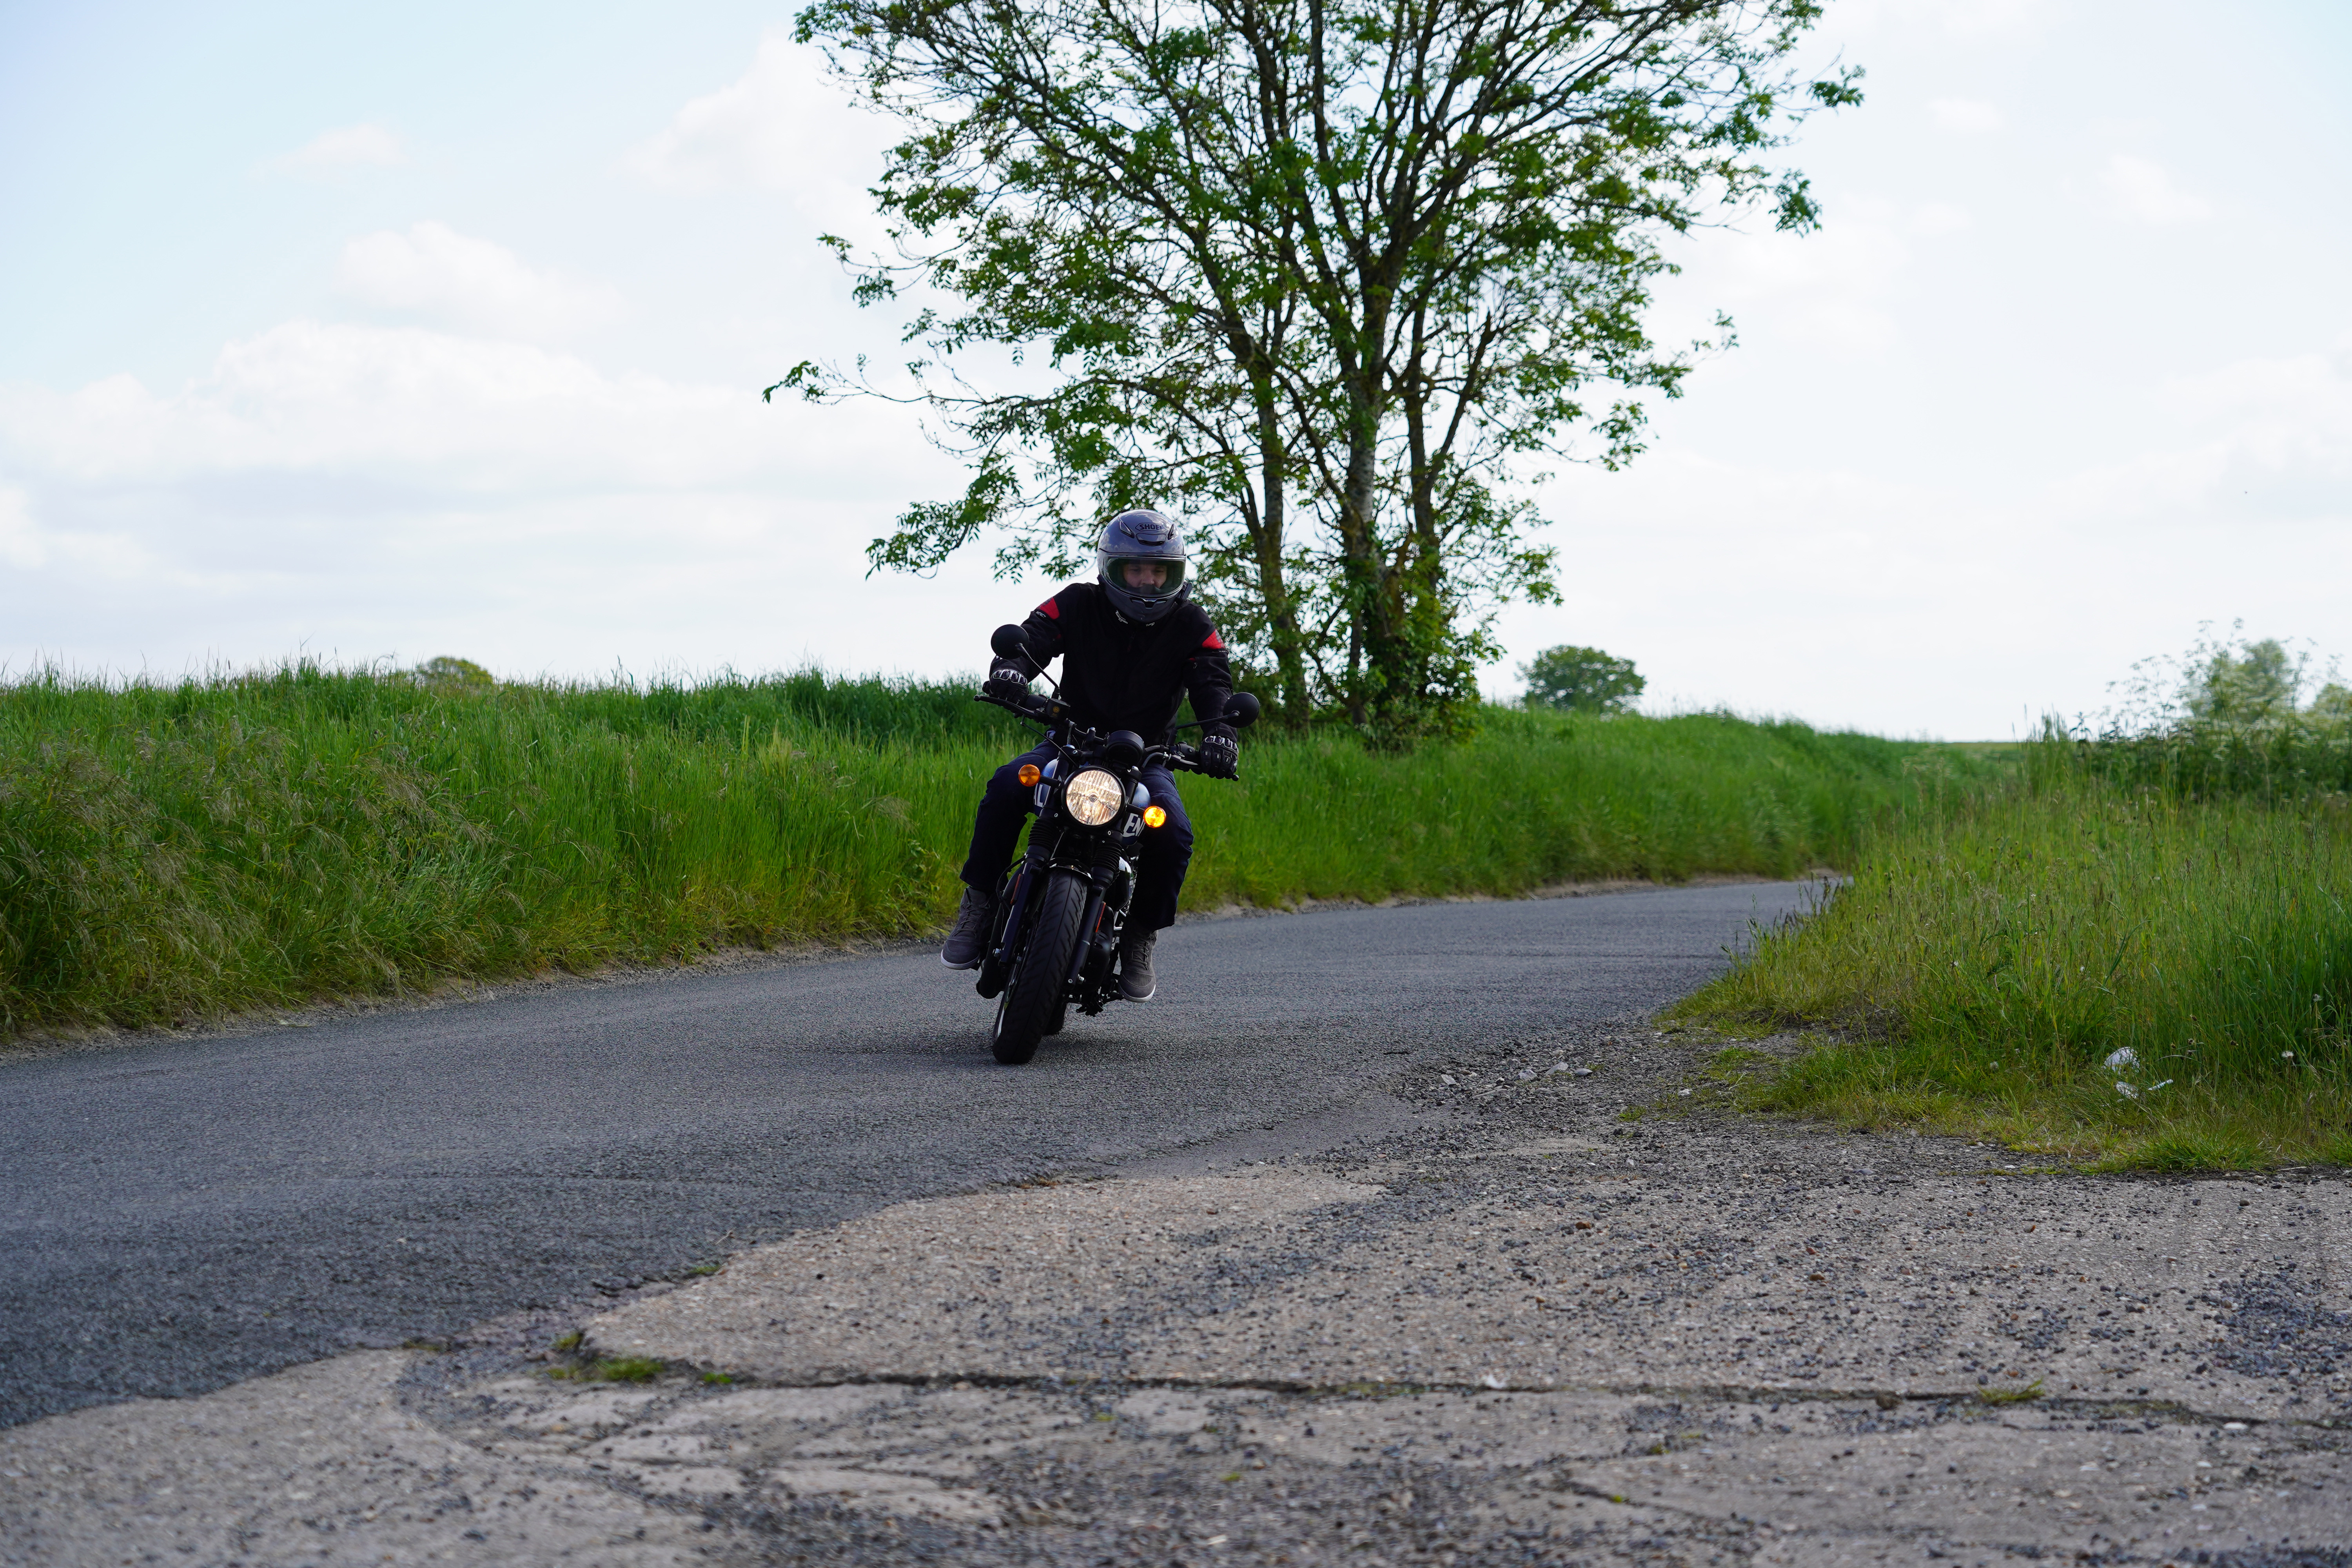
top-left (1830, 0), bottom-right (2052, 41)
top-left (338, 222), bottom-right (623, 340)
top-left (0, 318), bottom-right (988, 682)
top-left (2103, 154), bottom-right (2212, 224)
top-left (2168, 335), bottom-right (2352, 452)
top-left (0, 486), bottom-right (46, 569)
top-left (1929, 98), bottom-right (2004, 134)
top-left (2001, 342), bottom-right (2352, 524)
top-left (1910, 202), bottom-right (1972, 235)
top-left (1928, 0), bottom-right (2053, 37)
top-left (0, 320), bottom-right (793, 489)
top-left (1504, 363), bottom-right (2352, 734)
top-left (621, 33), bottom-right (896, 248)
top-left (625, 34), bottom-right (850, 192)
top-left (270, 123), bottom-right (406, 175)
top-left (1670, 206), bottom-right (1913, 357)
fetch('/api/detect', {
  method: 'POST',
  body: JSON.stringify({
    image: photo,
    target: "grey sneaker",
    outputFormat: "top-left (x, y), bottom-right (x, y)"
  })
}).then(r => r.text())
top-left (940, 886), bottom-right (993, 969)
top-left (1118, 928), bottom-right (1157, 1001)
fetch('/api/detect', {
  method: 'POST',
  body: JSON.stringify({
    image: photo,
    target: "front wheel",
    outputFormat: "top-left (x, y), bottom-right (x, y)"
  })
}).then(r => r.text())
top-left (991, 869), bottom-right (1087, 1065)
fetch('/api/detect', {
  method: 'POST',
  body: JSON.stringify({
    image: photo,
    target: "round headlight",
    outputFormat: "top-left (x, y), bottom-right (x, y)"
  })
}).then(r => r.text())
top-left (1063, 768), bottom-right (1125, 827)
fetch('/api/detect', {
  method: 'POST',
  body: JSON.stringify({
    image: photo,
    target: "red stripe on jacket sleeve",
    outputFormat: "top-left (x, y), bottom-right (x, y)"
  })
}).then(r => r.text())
top-left (1035, 596), bottom-right (1061, 620)
top-left (1200, 630), bottom-right (1225, 650)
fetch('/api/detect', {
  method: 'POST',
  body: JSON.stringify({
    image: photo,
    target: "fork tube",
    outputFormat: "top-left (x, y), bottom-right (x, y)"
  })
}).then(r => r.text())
top-left (993, 867), bottom-right (1033, 964)
top-left (1066, 877), bottom-right (1109, 986)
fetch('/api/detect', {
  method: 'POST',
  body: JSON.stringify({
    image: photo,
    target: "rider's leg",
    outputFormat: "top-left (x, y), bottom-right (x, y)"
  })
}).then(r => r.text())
top-left (959, 744), bottom-right (1056, 891)
top-left (1121, 766), bottom-right (1193, 999)
top-left (944, 744), bottom-right (1053, 967)
top-left (1129, 765), bottom-right (1193, 929)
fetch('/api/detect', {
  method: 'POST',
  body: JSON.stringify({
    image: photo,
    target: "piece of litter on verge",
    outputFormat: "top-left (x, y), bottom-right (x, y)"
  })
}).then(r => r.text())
top-left (1573, 1067), bottom-right (1593, 1077)
top-left (1480, 1374), bottom-right (1506, 1390)
top-left (2104, 1047), bottom-right (2139, 1071)
top-left (1441, 1074), bottom-right (1456, 1086)
top-left (2223, 1422), bottom-right (2247, 1431)
top-left (1678, 1088), bottom-right (1693, 1096)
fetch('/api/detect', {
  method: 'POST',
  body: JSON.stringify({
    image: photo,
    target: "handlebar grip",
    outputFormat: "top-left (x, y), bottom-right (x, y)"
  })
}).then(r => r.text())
top-left (975, 688), bottom-right (1066, 726)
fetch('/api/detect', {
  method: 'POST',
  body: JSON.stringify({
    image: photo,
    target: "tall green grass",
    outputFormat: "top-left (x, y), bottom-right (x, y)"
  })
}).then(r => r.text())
top-left (0, 663), bottom-right (1977, 1038)
top-left (1676, 748), bottom-right (2352, 1167)
top-left (2075, 715), bottom-right (2352, 800)
top-left (1186, 706), bottom-right (1945, 904)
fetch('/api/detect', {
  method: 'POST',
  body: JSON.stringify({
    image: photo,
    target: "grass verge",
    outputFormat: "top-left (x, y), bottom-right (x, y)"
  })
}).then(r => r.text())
top-left (1672, 757), bottom-right (2352, 1169)
top-left (0, 661), bottom-right (1991, 1038)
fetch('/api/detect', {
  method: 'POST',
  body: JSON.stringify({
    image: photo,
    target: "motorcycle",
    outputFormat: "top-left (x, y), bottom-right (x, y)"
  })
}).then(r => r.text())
top-left (970, 623), bottom-right (1260, 1064)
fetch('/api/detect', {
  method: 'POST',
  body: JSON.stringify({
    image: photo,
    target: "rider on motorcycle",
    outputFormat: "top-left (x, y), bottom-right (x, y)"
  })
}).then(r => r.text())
top-left (940, 508), bottom-right (1240, 1000)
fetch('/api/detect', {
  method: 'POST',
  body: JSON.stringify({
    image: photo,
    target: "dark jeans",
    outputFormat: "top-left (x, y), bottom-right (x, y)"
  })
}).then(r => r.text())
top-left (959, 744), bottom-right (1194, 932)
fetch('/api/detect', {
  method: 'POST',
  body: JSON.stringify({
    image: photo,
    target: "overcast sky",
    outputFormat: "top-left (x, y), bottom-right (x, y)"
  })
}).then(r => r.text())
top-left (2, 0), bottom-right (2345, 737)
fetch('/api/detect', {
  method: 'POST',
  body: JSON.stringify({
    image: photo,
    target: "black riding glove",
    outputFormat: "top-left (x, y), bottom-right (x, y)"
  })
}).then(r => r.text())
top-left (1199, 727), bottom-right (1240, 779)
top-left (984, 663), bottom-right (1031, 702)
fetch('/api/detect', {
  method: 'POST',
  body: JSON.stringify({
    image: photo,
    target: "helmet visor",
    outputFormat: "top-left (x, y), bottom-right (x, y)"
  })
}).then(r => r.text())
top-left (1107, 557), bottom-right (1185, 596)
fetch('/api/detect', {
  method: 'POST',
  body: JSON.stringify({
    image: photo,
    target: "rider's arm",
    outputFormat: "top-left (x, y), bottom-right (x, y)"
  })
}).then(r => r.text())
top-left (1017, 591), bottom-right (1071, 673)
top-left (1184, 622), bottom-right (1237, 732)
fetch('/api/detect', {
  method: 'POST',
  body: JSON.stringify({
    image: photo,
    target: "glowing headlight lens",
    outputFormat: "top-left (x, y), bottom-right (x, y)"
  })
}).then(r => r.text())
top-left (1063, 768), bottom-right (1125, 826)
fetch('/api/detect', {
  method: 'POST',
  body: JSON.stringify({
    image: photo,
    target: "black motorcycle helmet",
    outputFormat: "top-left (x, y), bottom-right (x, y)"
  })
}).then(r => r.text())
top-left (1096, 508), bottom-right (1189, 623)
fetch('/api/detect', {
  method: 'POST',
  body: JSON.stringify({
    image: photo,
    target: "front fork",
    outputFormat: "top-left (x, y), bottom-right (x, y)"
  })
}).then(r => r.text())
top-left (1072, 859), bottom-right (1136, 989)
top-left (978, 829), bottom-right (1065, 982)
top-left (995, 863), bottom-right (1035, 960)
top-left (1067, 868), bottom-right (1112, 987)
top-left (982, 833), bottom-right (1134, 1001)
top-left (973, 854), bottom-right (1037, 1000)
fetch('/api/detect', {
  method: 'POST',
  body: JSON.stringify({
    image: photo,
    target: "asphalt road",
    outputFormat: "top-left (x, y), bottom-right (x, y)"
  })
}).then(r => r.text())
top-left (0, 883), bottom-right (1807, 1430)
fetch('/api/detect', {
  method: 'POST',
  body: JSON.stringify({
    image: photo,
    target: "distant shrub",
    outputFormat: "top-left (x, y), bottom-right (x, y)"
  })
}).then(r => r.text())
top-left (2079, 625), bottom-right (2352, 799)
top-left (411, 656), bottom-right (497, 689)
top-left (1519, 645), bottom-right (1645, 714)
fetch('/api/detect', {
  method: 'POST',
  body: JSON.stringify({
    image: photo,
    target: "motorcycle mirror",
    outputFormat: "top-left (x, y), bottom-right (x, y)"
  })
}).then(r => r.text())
top-left (1222, 692), bottom-right (1263, 730)
top-left (990, 624), bottom-right (1031, 662)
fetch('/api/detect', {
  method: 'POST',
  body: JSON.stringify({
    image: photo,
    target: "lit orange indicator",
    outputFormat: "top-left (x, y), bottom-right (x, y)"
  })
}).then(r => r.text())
top-left (1017, 764), bottom-right (1042, 787)
top-left (1142, 805), bottom-right (1168, 828)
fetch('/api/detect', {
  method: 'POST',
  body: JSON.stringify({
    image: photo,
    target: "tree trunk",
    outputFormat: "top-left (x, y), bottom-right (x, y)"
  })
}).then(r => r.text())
top-left (1250, 387), bottom-right (1312, 727)
top-left (1401, 310), bottom-right (1452, 710)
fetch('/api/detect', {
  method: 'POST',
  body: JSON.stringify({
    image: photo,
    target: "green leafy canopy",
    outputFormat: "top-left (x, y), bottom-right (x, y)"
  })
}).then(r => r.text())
top-left (783, 0), bottom-right (1859, 737)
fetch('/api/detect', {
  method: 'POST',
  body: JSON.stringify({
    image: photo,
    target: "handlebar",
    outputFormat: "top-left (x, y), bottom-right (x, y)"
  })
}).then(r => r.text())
top-left (977, 687), bottom-right (1066, 727)
top-left (975, 688), bottom-right (1216, 773)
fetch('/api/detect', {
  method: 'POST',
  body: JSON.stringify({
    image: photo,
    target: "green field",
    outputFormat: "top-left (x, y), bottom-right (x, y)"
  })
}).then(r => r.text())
top-left (1676, 732), bottom-right (2352, 1169)
top-left (0, 662), bottom-right (1977, 1038)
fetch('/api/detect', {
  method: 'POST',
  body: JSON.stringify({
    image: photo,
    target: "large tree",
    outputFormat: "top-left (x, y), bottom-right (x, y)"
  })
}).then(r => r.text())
top-left (780, 0), bottom-right (1858, 735)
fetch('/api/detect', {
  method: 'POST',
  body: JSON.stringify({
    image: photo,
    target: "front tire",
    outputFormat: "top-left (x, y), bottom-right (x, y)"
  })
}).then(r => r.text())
top-left (991, 869), bottom-right (1087, 1065)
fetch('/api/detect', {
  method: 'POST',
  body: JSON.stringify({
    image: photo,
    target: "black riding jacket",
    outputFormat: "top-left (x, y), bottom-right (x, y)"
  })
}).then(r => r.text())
top-left (1016, 583), bottom-right (1234, 744)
